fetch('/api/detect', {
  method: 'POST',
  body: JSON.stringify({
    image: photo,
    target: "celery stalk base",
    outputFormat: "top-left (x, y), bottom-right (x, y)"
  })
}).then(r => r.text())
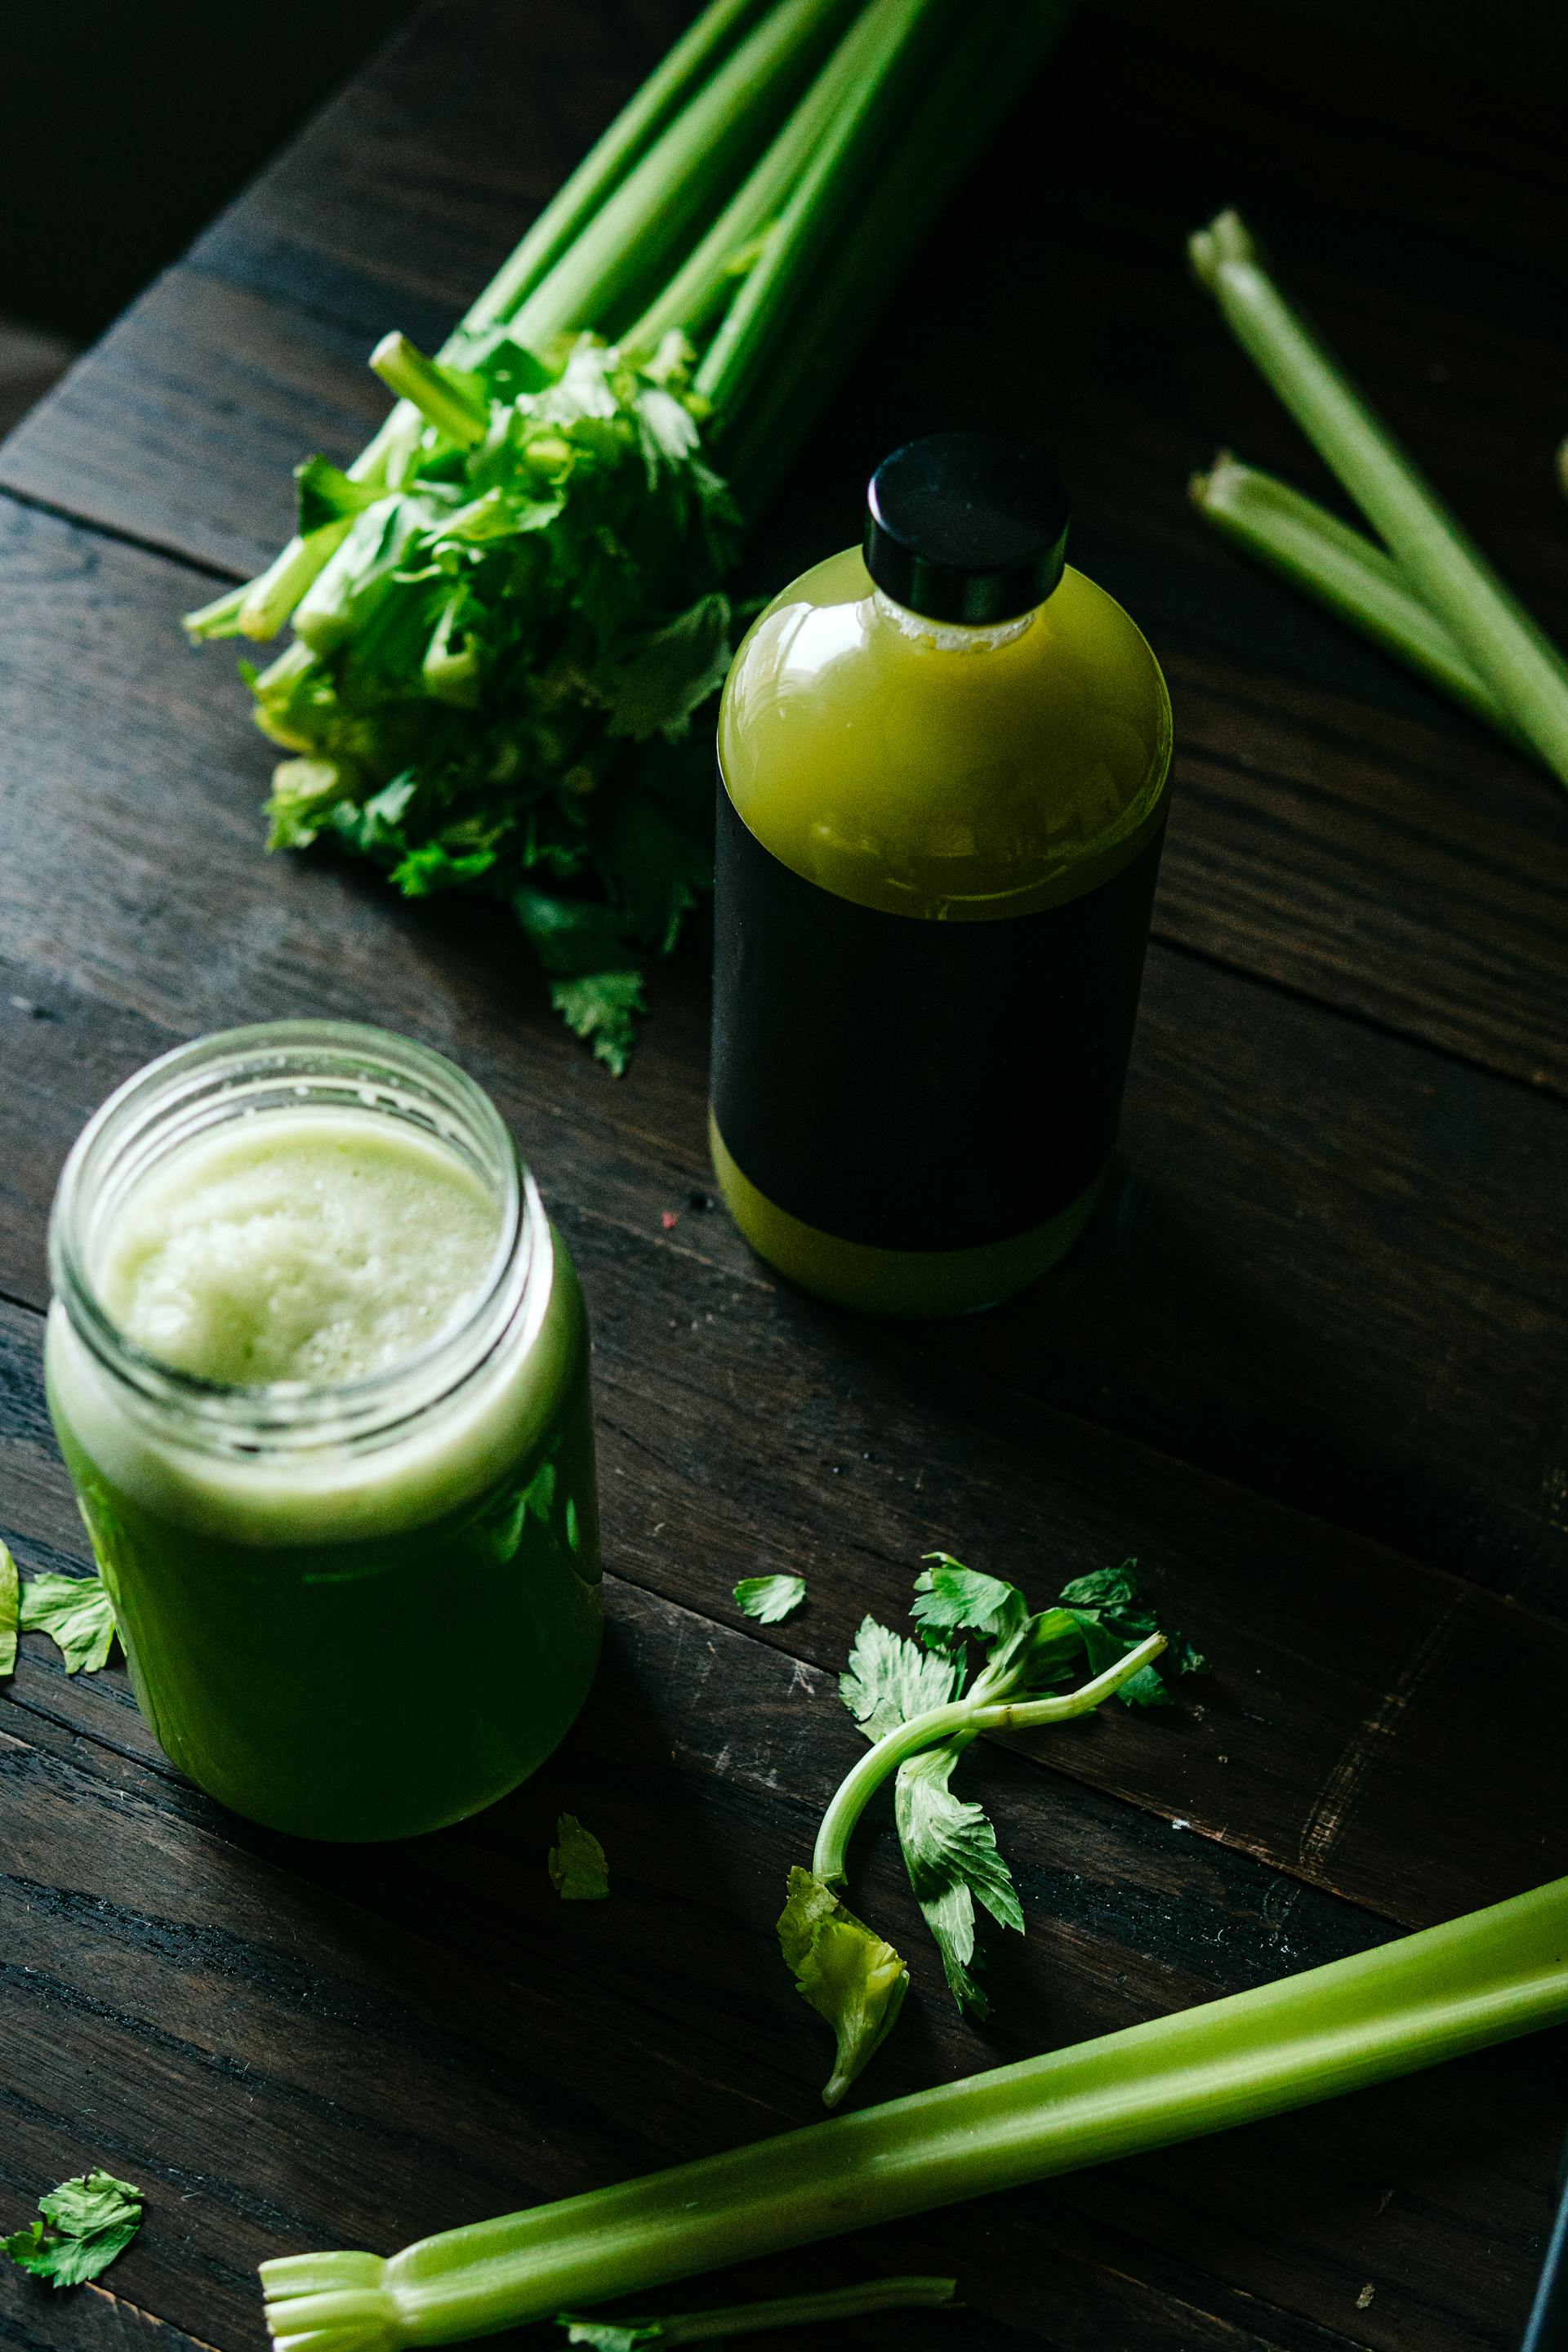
top-left (262, 1876), bottom-right (1568, 2352)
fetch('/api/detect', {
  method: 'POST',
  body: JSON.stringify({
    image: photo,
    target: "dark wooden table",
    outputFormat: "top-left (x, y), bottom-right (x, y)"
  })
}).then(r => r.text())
top-left (2, 5), bottom-right (1566, 2350)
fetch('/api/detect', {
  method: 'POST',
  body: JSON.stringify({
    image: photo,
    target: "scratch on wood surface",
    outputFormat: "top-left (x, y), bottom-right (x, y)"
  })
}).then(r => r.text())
top-left (82, 2280), bottom-right (229, 2352)
top-left (1297, 1592), bottom-right (1465, 1875)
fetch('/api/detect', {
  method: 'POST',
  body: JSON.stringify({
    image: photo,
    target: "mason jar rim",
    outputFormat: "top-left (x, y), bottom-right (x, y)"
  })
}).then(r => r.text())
top-left (48, 1020), bottom-right (542, 1457)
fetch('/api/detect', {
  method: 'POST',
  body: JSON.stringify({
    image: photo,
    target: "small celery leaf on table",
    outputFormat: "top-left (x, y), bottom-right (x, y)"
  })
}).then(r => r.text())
top-left (549, 1813), bottom-right (609, 1901)
top-left (2, 2172), bottom-right (143, 2287)
top-left (20, 1570), bottom-right (118, 1674)
top-left (733, 1573), bottom-right (807, 1625)
top-left (0, 1540), bottom-right (18, 1676)
top-left (777, 1868), bottom-right (908, 2109)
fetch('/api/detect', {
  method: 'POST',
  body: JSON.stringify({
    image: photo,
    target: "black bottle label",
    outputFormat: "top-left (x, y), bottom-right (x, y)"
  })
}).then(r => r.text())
top-left (710, 777), bottom-right (1166, 1253)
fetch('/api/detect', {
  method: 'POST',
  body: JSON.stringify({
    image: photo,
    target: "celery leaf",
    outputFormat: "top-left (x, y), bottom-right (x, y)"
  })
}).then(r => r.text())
top-left (1058, 1562), bottom-right (1205, 1704)
top-left (777, 1867), bottom-right (907, 2107)
top-left (549, 1813), bottom-right (609, 1901)
top-left (20, 1571), bottom-right (118, 1674)
top-left (550, 973), bottom-right (646, 1076)
top-left (0, 1540), bottom-right (17, 1677)
top-left (911, 1556), bottom-right (1028, 1650)
top-left (733, 1574), bottom-right (806, 1624)
top-left (895, 1746), bottom-right (1023, 2016)
top-left (558, 2321), bottom-right (662, 2352)
top-left (2, 2171), bottom-right (142, 2288)
top-left (840, 1616), bottom-right (962, 1742)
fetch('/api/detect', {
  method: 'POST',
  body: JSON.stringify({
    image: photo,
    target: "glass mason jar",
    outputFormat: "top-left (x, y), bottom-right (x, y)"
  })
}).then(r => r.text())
top-left (45, 1021), bottom-right (601, 1842)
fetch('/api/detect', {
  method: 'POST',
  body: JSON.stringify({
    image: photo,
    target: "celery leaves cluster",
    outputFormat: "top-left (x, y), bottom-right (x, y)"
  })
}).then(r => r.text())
top-left (781, 1557), bottom-right (1201, 2100)
top-left (246, 334), bottom-right (737, 1076)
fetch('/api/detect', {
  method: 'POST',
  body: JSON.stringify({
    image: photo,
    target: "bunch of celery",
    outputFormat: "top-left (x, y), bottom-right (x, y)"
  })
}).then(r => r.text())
top-left (262, 1874), bottom-right (1568, 2351)
top-left (185, 0), bottom-right (1068, 1070)
top-left (1187, 211), bottom-right (1568, 788)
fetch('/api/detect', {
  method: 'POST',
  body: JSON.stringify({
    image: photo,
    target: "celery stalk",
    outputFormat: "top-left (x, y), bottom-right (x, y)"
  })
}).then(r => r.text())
top-left (696, 0), bottom-right (956, 412)
top-left (452, 0), bottom-right (778, 341)
top-left (718, 0), bottom-right (1069, 507)
top-left (559, 2276), bottom-right (956, 2343)
top-left (1190, 452), bottom-right (1528, 748)
top-left (510, 0), bottom-right (866, 352)
top-left (186, 0), bottom-right (831, 644)
top-left (1189, 210), bottom-right (1568, 789)
top-left (626, 0), bottom-right (936, 354)
top-left (262, 1877), bottom-right (1568, 2352)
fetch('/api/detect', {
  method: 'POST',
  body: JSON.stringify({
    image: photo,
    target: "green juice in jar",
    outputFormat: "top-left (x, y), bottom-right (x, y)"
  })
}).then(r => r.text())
top-left (45, 1022), bottom-right (601, 1842)
top-left (711, 434), bottom-right (1172, 1315)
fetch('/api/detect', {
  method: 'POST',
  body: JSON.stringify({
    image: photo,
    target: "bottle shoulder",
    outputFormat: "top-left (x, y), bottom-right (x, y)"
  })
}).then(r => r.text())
top-left (718, 549), bottom-right (1171, 918)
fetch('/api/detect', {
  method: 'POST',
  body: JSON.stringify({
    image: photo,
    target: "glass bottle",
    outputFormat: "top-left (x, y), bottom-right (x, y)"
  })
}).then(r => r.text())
top-left (712, 433), bottom-right (1172, 1315)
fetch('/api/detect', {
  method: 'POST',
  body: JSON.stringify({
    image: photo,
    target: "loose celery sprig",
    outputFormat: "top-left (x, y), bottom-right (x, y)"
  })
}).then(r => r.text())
top-left (782, 1559), bottom-right (1200, 2105)
top-left (261, 1875), bottom-right (1568, 2352)
top-left (1189, 210), bottom-right (1568, 787)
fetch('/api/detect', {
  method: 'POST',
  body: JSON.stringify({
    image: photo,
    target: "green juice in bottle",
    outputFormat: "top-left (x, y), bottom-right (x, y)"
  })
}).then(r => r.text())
top-left (710, 433), bottom-right (1172, 1316)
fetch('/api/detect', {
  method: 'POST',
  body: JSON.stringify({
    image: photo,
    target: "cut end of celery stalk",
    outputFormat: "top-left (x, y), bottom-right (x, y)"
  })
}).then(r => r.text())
top-left (261, 2251), bottom-right (400, 2352)
top-left (1187, 207), bottom-right (1258, 288)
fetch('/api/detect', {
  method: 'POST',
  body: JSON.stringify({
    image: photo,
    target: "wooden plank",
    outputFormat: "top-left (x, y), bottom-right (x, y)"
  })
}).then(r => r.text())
top-left (3, 1037), bottom-right (1566, 1942)
top-left (0, 2272), bottom-right (224, 2352)
top-left (0, 500), bottom-right (1562, 1622)
top-left (2, 1567), bottom-right (1562, 2352)
top-left (2, 1), bottom-right (1566, 1098)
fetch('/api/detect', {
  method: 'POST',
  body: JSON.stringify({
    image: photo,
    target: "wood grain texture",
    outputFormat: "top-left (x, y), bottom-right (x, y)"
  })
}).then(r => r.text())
top-left (2, 0), bottom-right (1565, 1094)
top-left (3, 1558), bottom-right (1564, 2352)
top-left (0, 499), bottom-right (1562, 1618)
top-left (1, 4), bottom-right (1565, 2351)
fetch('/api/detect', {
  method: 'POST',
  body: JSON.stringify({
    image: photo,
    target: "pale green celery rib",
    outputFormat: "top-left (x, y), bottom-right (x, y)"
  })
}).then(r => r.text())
top-left (368, 334), bottom-right (488, 447)
top-left (694, 0), bottom-right (952, 413)
top-left (626, 0), bottom-right (924, 354)
top-left (717, 0), bottom-right (1071, 510)
top-left (813, 1634), bottom-right (1167, 1886)
top-left (452, 0), bottom-right (778, 344)
top-left (510, 0), bottom-right (865, 353)
top-left (1189, 209), bottom-right (1568, 789)
top-left (261, 1876), bottom-right (1568, 2352)
top-left (185, 0), bottom-right (783, 639)
top-left (583, 2275), bottom-right (957, 2344)
top-left (1190, 453), bottom-right (1530, 752)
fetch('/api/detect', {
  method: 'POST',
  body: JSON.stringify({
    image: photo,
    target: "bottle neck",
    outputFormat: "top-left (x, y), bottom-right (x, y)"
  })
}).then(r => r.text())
top-left (870, 585), bottom-right (1037, 656)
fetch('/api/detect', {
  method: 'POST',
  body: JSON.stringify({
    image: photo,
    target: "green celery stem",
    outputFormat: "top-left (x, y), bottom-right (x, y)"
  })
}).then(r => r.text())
top-left (695, 0), bottom-right (950, 412)
top-left (452, 0), bottom-right (777, 342)
top-left (1189, 211), bottom-right (1568, 789)
top-left (812, 1633), bottom-right (1168, 1885)
top-left (181, 581), bottom-right (250, 641)
top-left (628, 0), bottom-right (920, 353)
top-left (625, 2275), bottom-right (957, 2342)
top-left (261, 1878), bottom-right (1568, 2352)
top-left (719, 0), bottom-right (1069, 508)
top-left (510, 0), bottom-right (862, 352)
top-left (369, 335), bottom-right (488, 447)
top-left (1189, 454), bottom-right (1528, 751)
top-left (236, 520), bottom-right (354, 643)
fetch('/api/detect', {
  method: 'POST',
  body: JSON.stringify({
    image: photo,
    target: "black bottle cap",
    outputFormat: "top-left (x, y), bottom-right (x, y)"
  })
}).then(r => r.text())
top-left (863, 432), bottom-right (1070, 626)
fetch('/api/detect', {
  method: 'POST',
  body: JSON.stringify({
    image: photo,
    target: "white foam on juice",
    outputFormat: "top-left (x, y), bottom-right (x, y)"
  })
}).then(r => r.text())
top-left (96, 1111), bottom-right (500, 1387)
